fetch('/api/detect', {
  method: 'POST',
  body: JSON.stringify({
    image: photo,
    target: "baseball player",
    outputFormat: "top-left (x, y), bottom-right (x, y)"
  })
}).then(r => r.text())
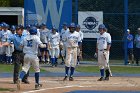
top-left (96, 24), bottom-right (111, 81)
top-left (0, 25), bottom-right (30, 84)
top-left (134, 28), bottom-right (140, 66)
top-left (76, 24), bottom-right (83, 65)
top-left (60, 23), bottom-right (69, 65)
top-left (63, 23), bottom-right (80, 81)
top-left (48, 26), bottom-right (60, 67)
top-left (0, 23), bottom-right (12, 63)
top-left (39, 23), bottom-right (50, 63)
top-left (5, 25), bottom-right (15, 64)
top-left (126, 29), bottom-right (134, 65)
top-left (17, 27), bottom-right (46, 90)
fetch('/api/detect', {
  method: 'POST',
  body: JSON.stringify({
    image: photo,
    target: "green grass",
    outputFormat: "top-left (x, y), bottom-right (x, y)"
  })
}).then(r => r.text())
top-left (0, 64), bottom-right (46, 73)
top-left (0, 88), bottom-right (14, 92)
top-left (76, 66), bottom-right (140, 74)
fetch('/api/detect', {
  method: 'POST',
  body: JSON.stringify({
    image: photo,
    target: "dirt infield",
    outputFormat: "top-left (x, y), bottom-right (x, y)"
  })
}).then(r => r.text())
top-left (0, 76), bottom-right (140, 93)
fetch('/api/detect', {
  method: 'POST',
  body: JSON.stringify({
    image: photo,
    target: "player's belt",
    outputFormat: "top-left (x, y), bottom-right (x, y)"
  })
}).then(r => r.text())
top-left (15, 50), bottom-right (23, 53)
top-left (99, 49), bottom-right (107, 51)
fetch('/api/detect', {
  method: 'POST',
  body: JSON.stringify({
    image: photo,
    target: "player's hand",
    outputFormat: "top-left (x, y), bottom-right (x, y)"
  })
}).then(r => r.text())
top-left (0, 44), bottom-right (3, 47)
top-left (94, 53), bottom-right (97, 58)
top-left (49, 47), bottom-right (52, 50)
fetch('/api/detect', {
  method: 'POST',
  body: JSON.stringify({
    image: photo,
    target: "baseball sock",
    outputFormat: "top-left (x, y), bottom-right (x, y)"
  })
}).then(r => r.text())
top-left (35, 72), bottom-right (39, 84)
top-left (65, 66), bottom-right (69, 76)
top-left (44, 55), bottom-right (47, 62)
top-left (19, 71), bottom-right (26, 80)
top-left (77, 56), bottom-right (80, 62)
top-left (38, 56), bottom-right (42, 62)
top-left (100, 69), bottom-right (104, 77)
top-left (7, 56), bottom-right (12, 64)
top-left (51, 58), bottom-right (55, 65)
top-left (70, 67), bottom-right (75, 77)
top-left (55, 58), bottom-right (58, 63)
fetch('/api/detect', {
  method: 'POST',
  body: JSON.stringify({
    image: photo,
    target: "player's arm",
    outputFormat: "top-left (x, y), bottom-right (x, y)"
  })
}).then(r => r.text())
top-left (106, 34), bottom-right (112, 51)
top-left (0, 35), bottom-right (13, 47)
top-left (36, 36), bottom-right (46, 48)
top-left (39, 43), bottom-right (46, 48)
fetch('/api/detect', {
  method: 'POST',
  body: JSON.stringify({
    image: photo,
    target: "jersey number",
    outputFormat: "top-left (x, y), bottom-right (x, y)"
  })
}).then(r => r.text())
top-left (27, 40), bottom-right (33, 47)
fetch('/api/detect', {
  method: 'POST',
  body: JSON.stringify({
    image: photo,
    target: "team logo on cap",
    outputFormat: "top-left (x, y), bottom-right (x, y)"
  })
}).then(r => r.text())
top-left (83, 17), bottom-right (98, 30)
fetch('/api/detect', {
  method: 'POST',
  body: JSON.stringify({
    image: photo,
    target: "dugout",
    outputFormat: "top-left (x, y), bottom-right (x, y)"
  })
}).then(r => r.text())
top-left (0, 7), bottom-right (24, 26)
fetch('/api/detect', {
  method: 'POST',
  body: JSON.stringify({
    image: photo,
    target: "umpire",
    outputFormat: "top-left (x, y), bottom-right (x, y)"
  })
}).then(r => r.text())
top-left (0, 25), bottom-right (30, 84)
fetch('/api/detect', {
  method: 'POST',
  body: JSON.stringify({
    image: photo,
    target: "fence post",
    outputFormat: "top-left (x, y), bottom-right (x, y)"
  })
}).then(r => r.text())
top-left (124, 0), bottom-right (128, 65)
top-left (75, 0), bottom-right (78, 24)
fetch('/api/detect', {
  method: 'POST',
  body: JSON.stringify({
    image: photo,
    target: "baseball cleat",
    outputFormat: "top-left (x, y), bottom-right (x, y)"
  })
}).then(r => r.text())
top-left (104, 77), bottom-right (109, 81)
top-left (97, 77), bottom-right (104, 81)
top-left (22, 79), bottom-right (30, 84)
top-left (63, 76), bottom-right (68, 81)
top-left (17, 79), bottom-right (21, 90)
top-left (35, 84), bottom-right (42, 90)
top-left (69, 77), bottom-right (74, 81)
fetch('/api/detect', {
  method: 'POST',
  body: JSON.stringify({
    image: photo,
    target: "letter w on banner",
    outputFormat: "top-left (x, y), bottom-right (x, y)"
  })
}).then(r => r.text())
top-left (78, 11), bottom-right (103, 38)
top-left (24, 0), bottom-right (72, 31)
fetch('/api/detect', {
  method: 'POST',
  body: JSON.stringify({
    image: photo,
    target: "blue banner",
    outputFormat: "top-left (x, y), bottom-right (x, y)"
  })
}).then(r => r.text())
top-left (24, 0), bottom-right (72, 30)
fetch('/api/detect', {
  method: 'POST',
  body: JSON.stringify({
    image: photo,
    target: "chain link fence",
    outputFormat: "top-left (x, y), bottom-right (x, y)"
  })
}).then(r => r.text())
top-left (73, 0), bottom-right (140, 64)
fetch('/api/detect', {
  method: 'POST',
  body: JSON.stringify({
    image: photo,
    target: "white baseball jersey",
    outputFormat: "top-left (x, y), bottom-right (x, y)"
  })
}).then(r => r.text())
top-left (21, 35), bottom-right (42, 55)
top-left (63, 31), bottom-right (81, 48)
top-left (61, 28), bottom-right (69, 43)
top-left (37, 29), bottom-right (40, 38)
top-left (0, 30), bottom-right (12, 42)
top-left (97, 32), bottom-right (111, 50)
top-left (40, 28), bottom-right (50, 43)
top-left (77, 30), bottom-right (83, 42)
top-left (48, 32), bottom-right (60, 48)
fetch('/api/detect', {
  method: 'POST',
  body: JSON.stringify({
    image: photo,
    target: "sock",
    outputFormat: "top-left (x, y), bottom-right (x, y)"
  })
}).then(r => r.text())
top-left (77, 56), bottom-right (80, 62)
top-left (100, 69), bottom-right (104, 77)
top-left (55, 58), bottom-right (58, 63)
top-left (44, 55), bottom-right (47, 62)
top-left (65, 66), bottom-right (70, 76)
top-left (51, 58), bottom-right (55, 65)
top-left (19, 71), bottom-right (26, 80)
top-left (61, 56), bottom-right (64, 62)
top-left (38, 56), bottom-right (42, 62)
top-left (70, 67), bottom-right (75, 77)
top-left (8, 56), bottom-right (12, 64)
top-left (35, 72), bottom-right (39, 84)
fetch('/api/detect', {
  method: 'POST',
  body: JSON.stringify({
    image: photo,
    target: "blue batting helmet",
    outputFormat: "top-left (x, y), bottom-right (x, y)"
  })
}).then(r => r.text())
top-left (69, 23), bottom-right (75, 28)
top-left (76, 24), bottom-right (81, 28)
top-left (26, 25), bottom-right (31, 29)
top-left (29, 27), bottom-right (37, 35)
top-left (11, 25), bottom-right (16, 31)
top-left (41, 23), bottom-right (46, 27)
top-left (98, 24), bottom-right (106, 29)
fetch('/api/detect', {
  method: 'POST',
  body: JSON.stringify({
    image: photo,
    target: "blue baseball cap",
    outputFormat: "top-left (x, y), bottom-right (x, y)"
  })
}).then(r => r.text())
top-left (98, 24), bottom-right (106, 29)
top-left (76, 24), bottom-right (80, 28)
top-left (69, 23), bottom-right (75, 28)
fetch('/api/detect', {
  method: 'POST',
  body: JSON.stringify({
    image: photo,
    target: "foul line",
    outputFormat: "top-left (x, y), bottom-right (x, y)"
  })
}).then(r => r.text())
top-left (22, 85), bottom-right (85, 93)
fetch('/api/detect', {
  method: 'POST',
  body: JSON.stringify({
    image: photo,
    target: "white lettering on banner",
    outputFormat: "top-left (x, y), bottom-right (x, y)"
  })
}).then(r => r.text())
top-left (34, 0), bottom-right (65, 28)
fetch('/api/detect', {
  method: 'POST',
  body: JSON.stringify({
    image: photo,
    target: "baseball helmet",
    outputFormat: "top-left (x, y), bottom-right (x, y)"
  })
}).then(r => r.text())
top-left (52, 26), bottom-right (57, 30)
top-left (2, 23), bottom-right (8, 28)
top-left (62, 22), bottom-right (67, 26)
top-left (98, 24), bottom-right (106, 29)
top-left (69, 23), bottom-right (76, 28)
top-left (76, 24), bottom-right (81, 28)
top-left (29, 27), bottom-right (37, 35)
top-left (11, 25), bottom-right (16, 31)
top-left (26, 25), bottom-right (31, 29)
top-left (41, 23), bottom-right (46, 27)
